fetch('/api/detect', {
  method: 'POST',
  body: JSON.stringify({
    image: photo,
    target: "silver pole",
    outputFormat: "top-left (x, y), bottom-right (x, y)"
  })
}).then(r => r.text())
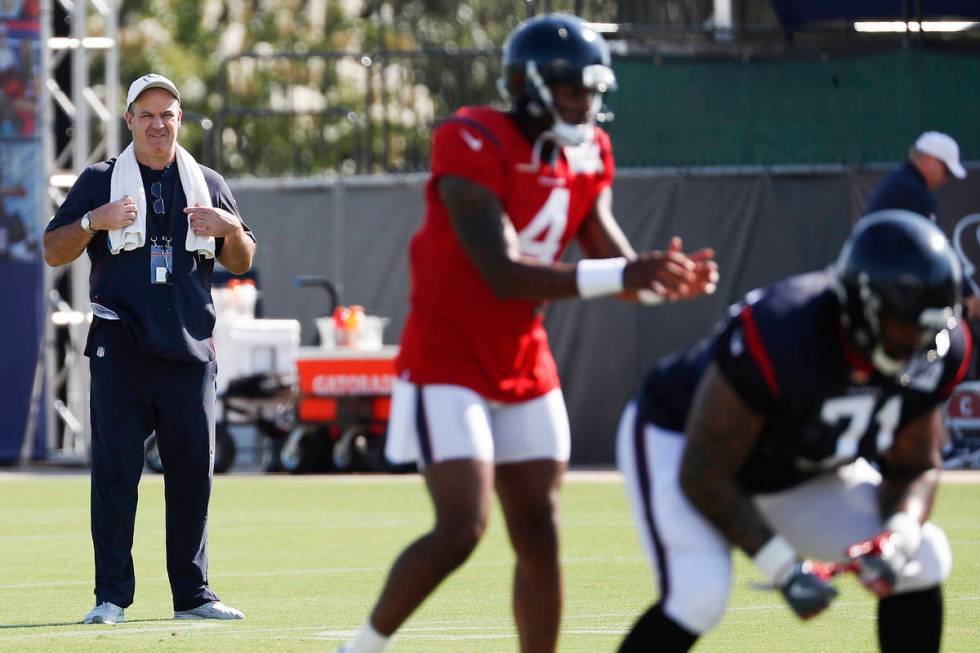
top-left (713, 0), bottom-right (733, 29)
top-left (65, 0), bottom-right (94, 462)
top-left (40, 0), bottom-right (56, 462)
top-left (71, 0), bottom-right (89, 170)
top-left (332, 176), bottom-right (345, 297)
top-left (713, 0), bottom-right (733, 41)
top-left (105, 0), bottom-right (120, 156)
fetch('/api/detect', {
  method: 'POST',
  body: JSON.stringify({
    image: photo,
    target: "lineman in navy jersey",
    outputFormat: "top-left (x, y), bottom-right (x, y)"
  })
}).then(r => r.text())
top-left (641, 271), bottom-right (969, 495)
top-left (617, 211), bottom-right (969, 653)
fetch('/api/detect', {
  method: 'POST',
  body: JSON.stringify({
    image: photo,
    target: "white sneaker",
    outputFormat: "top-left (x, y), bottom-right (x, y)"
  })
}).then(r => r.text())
top-left (173, 600), bottom-right (244, 620)
top-left (83, 602), bottom-right (124, 625)
top-left (334, 622), bottom-right (389, 653)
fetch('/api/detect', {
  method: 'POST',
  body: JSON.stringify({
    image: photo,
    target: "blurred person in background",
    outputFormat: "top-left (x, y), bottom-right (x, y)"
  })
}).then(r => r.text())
top-left (0, 190), bottom-right (29, 259)
top-left (42, 73), bottom-right (255, 625)
top-left (617, 211), bottom-right (964, 653)
top-left (336, 13), bottom-right (718, 653)
top-left (865, 132), bottom-right (980, 364)
top-left (865, 131), bottom-right (966, 222)
top-left (0, 25), bottom-right (14, 70)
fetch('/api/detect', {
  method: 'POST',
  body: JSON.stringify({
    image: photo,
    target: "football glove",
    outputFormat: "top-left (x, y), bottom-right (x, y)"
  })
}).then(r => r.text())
top-left (847, 513), bottom-right (922, 599)
top-left (753, 535), bottom-right (839, 620)
top-left (778, 560), bottom-right (840, 620)
top-left (847, 532), bottom-right (908, 598)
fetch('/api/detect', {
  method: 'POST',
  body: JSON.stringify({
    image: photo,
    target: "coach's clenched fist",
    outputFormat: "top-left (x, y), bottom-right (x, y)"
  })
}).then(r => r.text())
top-left (89, 196), bottom-right (138, 231)
top-left (185, 204), bottom-right (243, 238)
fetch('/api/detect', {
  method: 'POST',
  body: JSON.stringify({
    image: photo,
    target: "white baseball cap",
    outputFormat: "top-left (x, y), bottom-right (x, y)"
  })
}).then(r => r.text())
top-left (915, 131), bottom-right (966, 179)
top-left (125, 73), bottom-right (180, 110)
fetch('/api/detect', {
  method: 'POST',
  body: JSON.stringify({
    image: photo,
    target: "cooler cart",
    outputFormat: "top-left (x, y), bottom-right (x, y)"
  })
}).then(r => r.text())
top-left (278, 346), bottom-right (402, 473)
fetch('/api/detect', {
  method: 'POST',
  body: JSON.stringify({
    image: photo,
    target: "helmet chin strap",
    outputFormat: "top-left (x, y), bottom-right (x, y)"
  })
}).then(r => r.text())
top-left (871, 345), bottom-right (906, 377)
top-left (545, 118), bottom-right (594, 147)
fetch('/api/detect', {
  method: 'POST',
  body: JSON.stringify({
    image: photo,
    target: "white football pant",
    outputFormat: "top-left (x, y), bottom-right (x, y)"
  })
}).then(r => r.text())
top-left (617, 400), bottom-right (953, 634)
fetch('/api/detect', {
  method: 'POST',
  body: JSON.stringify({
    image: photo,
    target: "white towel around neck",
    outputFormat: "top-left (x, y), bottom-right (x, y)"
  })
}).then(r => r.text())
top-left (107, 143), bottom-right (216, 258)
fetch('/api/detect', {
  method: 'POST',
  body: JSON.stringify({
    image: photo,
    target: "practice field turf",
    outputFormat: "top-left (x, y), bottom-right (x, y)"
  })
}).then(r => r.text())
top-left (1, 472), bottom-right (977, 652)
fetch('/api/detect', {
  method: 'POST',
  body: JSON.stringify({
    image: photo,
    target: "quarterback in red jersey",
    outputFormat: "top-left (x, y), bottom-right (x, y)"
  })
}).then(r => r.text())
top-left (395, 104), bottom-right (618, 402)
top-left (337, 13), bottom-right (717, 653)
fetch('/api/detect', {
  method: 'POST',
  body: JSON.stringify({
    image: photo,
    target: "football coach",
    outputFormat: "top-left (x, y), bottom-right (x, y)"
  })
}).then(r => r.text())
top-left (43, 73), bottom-right (255, 624)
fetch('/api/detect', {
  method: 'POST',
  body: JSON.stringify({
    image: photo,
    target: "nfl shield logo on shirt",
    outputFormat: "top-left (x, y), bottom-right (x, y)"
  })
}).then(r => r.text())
top-left (96, 346), bottom-right (105, 358)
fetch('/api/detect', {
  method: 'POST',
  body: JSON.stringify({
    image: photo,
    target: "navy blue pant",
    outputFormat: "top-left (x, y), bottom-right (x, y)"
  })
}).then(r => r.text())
top-left (88, 320), bottom-right (219, 611)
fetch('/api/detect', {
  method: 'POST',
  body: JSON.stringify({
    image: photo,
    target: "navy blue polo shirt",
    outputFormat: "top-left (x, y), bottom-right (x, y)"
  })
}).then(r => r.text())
top-left (47, 157), bottom-right (255, 363)
top-left (863, 161), bottom-right (977, 299)
top-left (865, 161), bottom-right (937, 220)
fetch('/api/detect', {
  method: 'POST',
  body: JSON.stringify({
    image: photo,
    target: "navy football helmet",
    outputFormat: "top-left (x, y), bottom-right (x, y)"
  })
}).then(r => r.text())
top-left (498, 13), bottom-right (616, 146)
top-left (834, 210), bottom-right (962, 379)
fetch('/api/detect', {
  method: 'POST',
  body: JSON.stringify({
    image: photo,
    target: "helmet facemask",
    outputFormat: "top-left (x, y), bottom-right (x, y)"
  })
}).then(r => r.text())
top-left (836, 271), bottom-right (961, 383)
top-left (525, 61), bottom-right (615, 147)
top-left (866, 301), bottom-right (958, 381)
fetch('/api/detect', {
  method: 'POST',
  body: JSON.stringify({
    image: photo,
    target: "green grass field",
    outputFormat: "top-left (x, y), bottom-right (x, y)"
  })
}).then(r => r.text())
top-left (0, 472), bottom-right (977, 652)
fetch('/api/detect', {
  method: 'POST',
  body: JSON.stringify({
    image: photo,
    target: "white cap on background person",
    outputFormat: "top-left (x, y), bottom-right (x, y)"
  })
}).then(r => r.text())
top-left (125, 73), bottom-right (180, 110)
top-left (915, 131), bottom-right (967, 179)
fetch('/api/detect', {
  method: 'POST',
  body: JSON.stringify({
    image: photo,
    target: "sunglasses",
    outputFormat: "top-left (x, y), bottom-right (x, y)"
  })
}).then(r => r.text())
top-left (150, 181), bottom-right (165, 215)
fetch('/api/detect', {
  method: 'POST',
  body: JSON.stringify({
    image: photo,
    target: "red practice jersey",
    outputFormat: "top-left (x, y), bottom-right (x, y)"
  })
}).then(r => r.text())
top-left (396, 106), bottom-right (615, 402)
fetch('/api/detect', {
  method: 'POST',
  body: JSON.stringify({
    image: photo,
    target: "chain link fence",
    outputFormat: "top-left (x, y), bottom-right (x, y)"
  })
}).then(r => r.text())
top-left (204, 30), bottom-right (980, 175)
top-left (212, 49), bottom-right (500, 176)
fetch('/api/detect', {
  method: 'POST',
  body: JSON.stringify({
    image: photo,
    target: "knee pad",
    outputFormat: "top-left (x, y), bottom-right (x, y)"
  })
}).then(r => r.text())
top-left (895, 522), bottom-right (952, 594)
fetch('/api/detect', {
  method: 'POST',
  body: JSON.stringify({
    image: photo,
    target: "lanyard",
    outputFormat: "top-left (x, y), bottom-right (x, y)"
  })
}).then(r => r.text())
top-left (145, 164), bottom-right (178, 240)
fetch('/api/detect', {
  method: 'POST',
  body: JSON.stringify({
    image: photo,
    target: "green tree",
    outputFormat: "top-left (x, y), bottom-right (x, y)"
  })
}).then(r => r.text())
top-left (109, 0), bottom-right (686, 175)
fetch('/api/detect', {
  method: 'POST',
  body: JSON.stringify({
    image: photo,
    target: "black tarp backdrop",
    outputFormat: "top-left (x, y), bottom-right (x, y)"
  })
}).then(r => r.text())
top-left (770, 0), bottom-right (980, 28)
top-left (230, 166), bottom-right (979, 465)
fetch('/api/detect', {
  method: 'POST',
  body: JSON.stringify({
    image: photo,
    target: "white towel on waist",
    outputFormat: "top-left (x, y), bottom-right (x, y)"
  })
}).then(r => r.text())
top-left (108, 143), bottom-right (216, 258)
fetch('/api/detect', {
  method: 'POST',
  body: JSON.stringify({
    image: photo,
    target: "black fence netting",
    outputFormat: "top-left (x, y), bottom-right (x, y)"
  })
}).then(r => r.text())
top-left (207, 46), bottom-right (980, 176)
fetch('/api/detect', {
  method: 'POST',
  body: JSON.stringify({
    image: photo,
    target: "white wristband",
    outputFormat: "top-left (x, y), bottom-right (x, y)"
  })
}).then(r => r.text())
top-left (884, 512), bottom-right (923, 558)
top-left (753, 535), bottom-right (798, 585)
top-left (636, 289), bottom-right (665, 305)
top-left (576, 257), bottom-right (626, 299)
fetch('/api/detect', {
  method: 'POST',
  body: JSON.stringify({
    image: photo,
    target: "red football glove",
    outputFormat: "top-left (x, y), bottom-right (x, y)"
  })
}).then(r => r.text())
top-left (847, 532), bottom-right (908, 598)
top-left (807, 559), bottom-right (857, 582)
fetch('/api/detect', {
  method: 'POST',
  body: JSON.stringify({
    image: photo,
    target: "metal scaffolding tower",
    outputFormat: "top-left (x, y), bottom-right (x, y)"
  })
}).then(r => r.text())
top-left (40, 0), bottom-right (120, 464)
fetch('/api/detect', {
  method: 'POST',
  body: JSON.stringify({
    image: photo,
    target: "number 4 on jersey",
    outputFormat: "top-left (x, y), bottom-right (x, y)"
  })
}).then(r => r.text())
top-left (517, 188), bottom-right (569, 262)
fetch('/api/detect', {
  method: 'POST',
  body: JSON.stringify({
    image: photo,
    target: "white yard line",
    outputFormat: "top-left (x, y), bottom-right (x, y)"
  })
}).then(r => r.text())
top-left (0, 622), bottom-right (225, 639)
top-left (9, 542), bottom-right (980, 592)
top-left (5, 597), bottom-right (980, 643)
top-left (0, 554), bottom-right (645, 591)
